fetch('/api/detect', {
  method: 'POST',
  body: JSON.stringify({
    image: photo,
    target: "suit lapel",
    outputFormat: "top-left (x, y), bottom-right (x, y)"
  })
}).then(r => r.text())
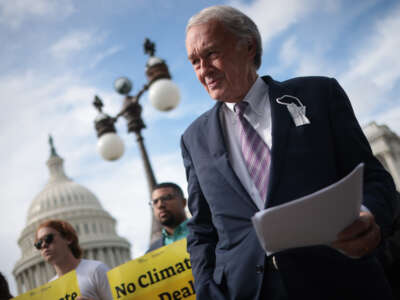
top-left (206, 102), bottom-right (259, 210)
top-left (205, 76), bottom-right (294, 210)
top-left (262, 76), bottom-right (293, 208)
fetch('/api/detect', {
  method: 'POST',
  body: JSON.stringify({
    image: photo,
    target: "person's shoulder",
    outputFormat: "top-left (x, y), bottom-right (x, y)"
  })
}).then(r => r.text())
top-left (264, 75), bottom-right (334, 88)
top-left (182, 102), bottom-right (221, 138)
top-left (147, 238), bottom-right (164, 253)
top-left (262, 75), bottom-right (340, 100)
top-left (79, 259), bottom-right (110, 274)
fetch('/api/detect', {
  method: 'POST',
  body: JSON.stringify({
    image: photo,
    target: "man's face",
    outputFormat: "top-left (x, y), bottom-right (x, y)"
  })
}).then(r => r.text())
top-left (186, 20), bottom-right (257, 103)
top-left (36, 227), bottom-right (71, 265)
top-left (151, 187), bottom-right (186, 229)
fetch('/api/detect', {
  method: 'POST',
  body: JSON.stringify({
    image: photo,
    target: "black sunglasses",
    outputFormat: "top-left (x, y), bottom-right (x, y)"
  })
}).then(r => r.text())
top-left (34, 233), bottom-right (55, 250)
top-left (149, 193), bottom-right (176, 206)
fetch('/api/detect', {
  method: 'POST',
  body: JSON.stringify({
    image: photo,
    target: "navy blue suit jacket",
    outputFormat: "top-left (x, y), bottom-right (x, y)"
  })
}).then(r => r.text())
top-left (181, 76), bottom-right (397, 300)
top-left (146, 238), bottom-right (164, 253)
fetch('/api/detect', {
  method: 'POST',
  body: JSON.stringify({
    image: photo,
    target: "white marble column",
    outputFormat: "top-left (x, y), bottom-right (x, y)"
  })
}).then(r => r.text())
top-left (98, 248), bottom-right (106, 265)
top-left (103, 248), bottom-right (111, 269)
top-left (32, 266), bottom-right (39, 288)
top-left (43, 262), bottom-right (49, 282)
top-left (114, 248), bottom-right (121, 266)
top-left (86, 249), bottom-right (91, 260)
top-left (17, 274), bottom-right (23, 295)
top-left (23, 270), bottom-right (31, 291)
top-left (89, 249), bottom-right (95, 260)
top-left (109, 248), bottom-right (116, 268)
top-left (127, 249), bottom-right (132, 261)
top-left (26, 268), bottom-right (33, 290)
top-left (36, 264), bottom-right (43, 286)
top-left (21, 271), bottom-right (27, 292)
top-left (40, 262), bottom-right (47, 285)
top-left (45, 263), bottom-right (54, 280)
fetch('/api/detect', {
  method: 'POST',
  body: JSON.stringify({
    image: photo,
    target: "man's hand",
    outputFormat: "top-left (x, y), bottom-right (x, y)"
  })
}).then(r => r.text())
top-left (76, 296), bottom-right (95, 300)
top-left (331, 211), bottom-right (381, 257)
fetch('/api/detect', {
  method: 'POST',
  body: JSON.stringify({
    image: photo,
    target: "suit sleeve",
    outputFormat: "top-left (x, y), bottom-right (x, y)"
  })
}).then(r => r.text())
top-left (181, 137), bottom-right (227, 300)
top-left (146, 238), bottom-right (164, 253)
top-left (328, 78), bottom-right (397, 237)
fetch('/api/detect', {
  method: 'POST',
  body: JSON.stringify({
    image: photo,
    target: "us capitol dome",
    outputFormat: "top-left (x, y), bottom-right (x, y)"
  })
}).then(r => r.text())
top-left (13, 136), bottom-right (131, 294)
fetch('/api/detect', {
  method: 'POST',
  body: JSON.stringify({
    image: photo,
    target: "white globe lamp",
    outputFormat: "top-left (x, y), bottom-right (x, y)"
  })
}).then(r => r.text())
top-left (97, 132), bottom-right (125, 161)
top-left (148, 78), bottom-right (180, 111)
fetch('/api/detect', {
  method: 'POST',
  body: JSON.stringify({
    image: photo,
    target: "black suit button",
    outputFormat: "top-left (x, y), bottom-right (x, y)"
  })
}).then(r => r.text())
top-left (255, 264), bottom-right (264, 274)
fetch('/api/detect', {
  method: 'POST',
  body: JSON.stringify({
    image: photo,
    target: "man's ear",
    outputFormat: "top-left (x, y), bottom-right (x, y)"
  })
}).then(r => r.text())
top-left (247, 38), bottom-right (256, 57)
top-left (182, 197), bottom-right (187, 208)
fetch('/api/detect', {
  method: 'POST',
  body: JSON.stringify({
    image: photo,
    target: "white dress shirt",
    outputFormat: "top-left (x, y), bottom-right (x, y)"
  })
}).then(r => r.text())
top-left (219, 76), bottom-right (271, 210)
top-left (219, 76), bottom-right (369, 218)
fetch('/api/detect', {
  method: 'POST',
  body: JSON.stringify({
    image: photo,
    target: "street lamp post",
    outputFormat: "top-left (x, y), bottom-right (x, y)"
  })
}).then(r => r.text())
top-left (92, 38), bottom-right (180, 244)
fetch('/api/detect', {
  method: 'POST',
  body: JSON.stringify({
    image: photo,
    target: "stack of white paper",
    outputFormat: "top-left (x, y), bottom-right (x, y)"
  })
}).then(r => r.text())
top-left (252, 163), bottom-right (364, 255)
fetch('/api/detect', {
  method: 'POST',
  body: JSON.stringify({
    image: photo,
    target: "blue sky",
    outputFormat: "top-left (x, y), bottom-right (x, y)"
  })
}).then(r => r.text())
top-left (1, 0), bottom-right (399, 295)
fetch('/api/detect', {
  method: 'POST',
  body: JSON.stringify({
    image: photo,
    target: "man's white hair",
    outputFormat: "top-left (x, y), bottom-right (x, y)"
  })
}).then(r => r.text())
top-left (186, 5), bottom-right (262, 69)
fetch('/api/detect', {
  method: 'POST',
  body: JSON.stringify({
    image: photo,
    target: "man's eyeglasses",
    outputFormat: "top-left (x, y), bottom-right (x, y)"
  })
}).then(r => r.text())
top-left (34, 233), bottom-right (55, 250)
top-left (149, 194), bottom-right (176, 206)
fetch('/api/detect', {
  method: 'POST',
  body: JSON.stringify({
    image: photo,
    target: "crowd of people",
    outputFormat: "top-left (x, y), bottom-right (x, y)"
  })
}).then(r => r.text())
top-left (2, 5), bottom-right (400, 300)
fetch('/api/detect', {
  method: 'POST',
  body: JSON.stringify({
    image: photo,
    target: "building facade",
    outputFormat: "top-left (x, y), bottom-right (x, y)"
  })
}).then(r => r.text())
top-left (363, 122), bottom-right (400, 191)
top-left (12, 138), bottom-right (131, 294)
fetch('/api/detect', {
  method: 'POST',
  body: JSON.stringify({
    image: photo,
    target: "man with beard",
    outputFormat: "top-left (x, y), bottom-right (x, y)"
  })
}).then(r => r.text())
top-left (147, 182), bottom-right (188, 252)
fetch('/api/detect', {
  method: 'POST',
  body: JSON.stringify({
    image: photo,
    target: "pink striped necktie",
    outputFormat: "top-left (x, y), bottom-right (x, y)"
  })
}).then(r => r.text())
top-left (234, 101), bottom-right (271, 202)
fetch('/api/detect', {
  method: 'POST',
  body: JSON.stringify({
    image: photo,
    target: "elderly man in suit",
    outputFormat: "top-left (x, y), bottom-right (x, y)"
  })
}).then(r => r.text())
top-left (181, 5), bottom-right (397, 300)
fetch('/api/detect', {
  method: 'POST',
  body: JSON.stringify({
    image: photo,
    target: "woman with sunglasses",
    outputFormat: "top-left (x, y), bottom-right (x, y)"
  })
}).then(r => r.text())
top-left (35, 219), bottom-right (112, 300)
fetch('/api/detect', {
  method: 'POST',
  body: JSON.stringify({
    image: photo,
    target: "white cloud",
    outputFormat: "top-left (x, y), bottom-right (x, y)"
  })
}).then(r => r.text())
top-left (49, 31), bottom-right (107, 60)
top-left (344, 5), bottom-right (400, 90)
top-left (279, 36), bottom-right (298, 67)
top-left (375, 105), bottom-right (400, 136)
top-left (82, 155), bottom-right (152, 256)
top-left (265, 2), bottom-right (400, 134)
top-left (46, 30), bottom-right (122, 68)
top-left (89, 45), bottom-right (123, 69)
top-left (270, 35), bottom-right (334, 78)
top-left (339, 4), bottom-right (400, 122)
top-left (0, 0), bottom-right (75, 29)
top-left (230, 0), bottom-right (320, 47)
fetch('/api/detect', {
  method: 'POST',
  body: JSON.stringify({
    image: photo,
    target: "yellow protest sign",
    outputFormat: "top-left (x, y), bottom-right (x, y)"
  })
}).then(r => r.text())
top-left (13, 270), bottom-right (80, 300)
top-left (107, 238), bottom-right (195, 300)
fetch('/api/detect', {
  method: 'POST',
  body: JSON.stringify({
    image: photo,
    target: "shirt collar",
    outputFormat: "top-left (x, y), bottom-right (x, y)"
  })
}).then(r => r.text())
top-left (161, 219), bottom-right (189, 238)
top-left (225, 76), bottom-right (268, 116)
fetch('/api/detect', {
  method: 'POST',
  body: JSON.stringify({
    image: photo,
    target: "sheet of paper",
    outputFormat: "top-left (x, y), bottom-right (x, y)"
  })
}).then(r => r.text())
top-left (252, 163), bottom-right (364, 255)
